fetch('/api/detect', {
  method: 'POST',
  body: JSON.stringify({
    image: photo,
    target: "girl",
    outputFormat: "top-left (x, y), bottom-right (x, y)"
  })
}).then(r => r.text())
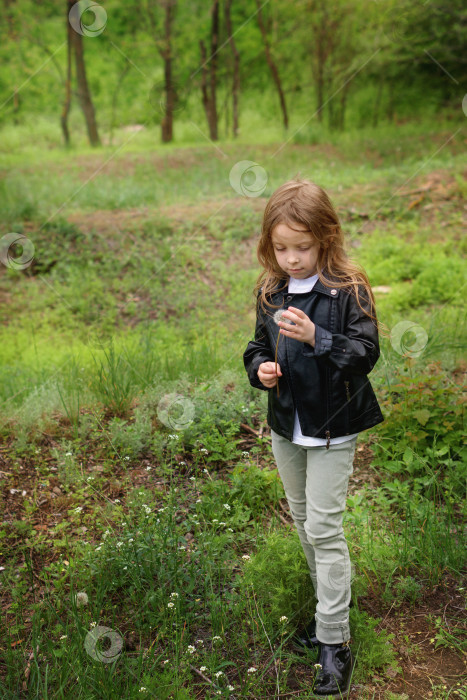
top-left (243, 178), bottom-right (385, 698)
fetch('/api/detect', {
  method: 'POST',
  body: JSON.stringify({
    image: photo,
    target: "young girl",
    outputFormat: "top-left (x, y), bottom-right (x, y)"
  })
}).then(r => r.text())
top-left (243, 178), bottom-right (385, 698)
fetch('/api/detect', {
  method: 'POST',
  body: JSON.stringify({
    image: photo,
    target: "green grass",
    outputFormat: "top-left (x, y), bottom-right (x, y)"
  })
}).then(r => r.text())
top-left (0, 114), bottom-right (466, 698)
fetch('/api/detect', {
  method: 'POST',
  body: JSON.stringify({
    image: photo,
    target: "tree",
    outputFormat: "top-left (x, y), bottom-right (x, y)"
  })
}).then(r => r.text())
top-left (199, 0), bottom-right (220, 141)
top-left (67, 0), bottom-right (101, 146)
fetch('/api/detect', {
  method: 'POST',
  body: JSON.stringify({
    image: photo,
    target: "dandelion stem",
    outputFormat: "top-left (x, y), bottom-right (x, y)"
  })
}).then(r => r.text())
top-left (275, 330), bottom-right (281, 398)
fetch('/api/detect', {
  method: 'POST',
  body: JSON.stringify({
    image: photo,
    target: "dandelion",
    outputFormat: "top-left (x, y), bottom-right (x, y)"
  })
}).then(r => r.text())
top-left (247, 667), bottom-right (257, 673)
top-left (76, 592), bottom-right (88, 608)
top-left (272, 308), bottom-right (294, 397)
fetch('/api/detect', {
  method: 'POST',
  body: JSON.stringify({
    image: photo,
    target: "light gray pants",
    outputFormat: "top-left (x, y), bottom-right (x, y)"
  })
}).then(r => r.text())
top-left (270, 429), bottom-right (358, 645)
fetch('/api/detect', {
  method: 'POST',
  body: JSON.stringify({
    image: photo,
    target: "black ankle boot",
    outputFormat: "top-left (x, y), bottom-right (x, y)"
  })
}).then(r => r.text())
top-left (313, 641), bottom-right (353, 698)
top-left (292, 618), bottom-right (319, 650)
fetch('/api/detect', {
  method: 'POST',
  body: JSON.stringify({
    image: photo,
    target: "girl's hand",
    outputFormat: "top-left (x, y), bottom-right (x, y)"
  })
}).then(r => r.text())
top-left (258, 361), bottom-right (282, 388)
top-left (278, 307), bottom-right (315, 346)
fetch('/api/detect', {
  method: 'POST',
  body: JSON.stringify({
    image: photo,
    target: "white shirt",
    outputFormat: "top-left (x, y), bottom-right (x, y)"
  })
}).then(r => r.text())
top-left (287, 273), bottom-right (359, 447)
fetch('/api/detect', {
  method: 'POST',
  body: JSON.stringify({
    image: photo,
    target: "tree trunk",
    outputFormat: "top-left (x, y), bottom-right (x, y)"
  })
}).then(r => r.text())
top-left (161, 0), bottom-right (176, 143)
top-left (255, 0), bottom-right (288, 130)
top-left (225, 0), bottom-right (240, 138)
top-left (208, 0), bottom-right (219, 140)
top-left (199, 0), bottom-right (219, 141)
top-left (61, 6), bottom-right (73, 146)
top-left (68, 0), bottom-right (100, 146)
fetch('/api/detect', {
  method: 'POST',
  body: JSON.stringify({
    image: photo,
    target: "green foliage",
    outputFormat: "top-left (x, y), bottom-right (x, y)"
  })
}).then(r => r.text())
top-left (373, 363), bottom-right (466, 501)
top-left (348, 608), bottom-right (400, 683)
top-left (237, 529), bottom-right (316, 623)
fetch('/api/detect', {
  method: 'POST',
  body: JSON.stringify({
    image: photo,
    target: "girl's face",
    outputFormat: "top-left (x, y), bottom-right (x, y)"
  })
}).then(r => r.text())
top-left (271, 222), bottom-right (320, 279)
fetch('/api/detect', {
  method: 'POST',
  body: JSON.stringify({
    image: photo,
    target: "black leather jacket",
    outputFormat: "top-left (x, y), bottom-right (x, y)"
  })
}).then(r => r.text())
top-left (243, 276), bottom-right (384, 448)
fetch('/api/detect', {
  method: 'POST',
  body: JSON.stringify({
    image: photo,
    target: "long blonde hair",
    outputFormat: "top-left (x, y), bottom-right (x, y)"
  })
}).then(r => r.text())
top-left (254, 178), bottom-right (388, 338)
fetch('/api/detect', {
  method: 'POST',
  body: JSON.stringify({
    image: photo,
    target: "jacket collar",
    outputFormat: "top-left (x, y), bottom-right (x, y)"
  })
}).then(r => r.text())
top-left (270, 275), bottom-right (341, 299)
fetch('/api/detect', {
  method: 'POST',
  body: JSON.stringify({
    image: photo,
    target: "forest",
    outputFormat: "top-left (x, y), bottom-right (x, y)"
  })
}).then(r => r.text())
top-left (0, 0), bottom-right (466, 698)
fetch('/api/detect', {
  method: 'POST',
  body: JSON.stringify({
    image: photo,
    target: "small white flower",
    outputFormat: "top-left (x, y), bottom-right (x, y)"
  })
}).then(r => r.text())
top-left (279, 615), bottom-right (288, 623)
top-left (170, 592), bottom-right (179, 598)
top-left (102, 530), bottom-right (111, 539)
top-left (187, 645), bottom-right (196, 654)
top-left (123, 566), bottom-right (127, 570)
top-left (314, 663), bottom-right (322, 669)
top-left (247, 667), bottom-right (257, 673)
top-left (95, 546), bottom-right (102, 551)
top-left (90, 621), bottom-right (97, 628)
top-left (116, 541), bottom-right (124, 548)
top-left (139, 688), bottom-right (146, 693)
top-left (223, 503), bottom-right (231, 511)
top-left (219, 522), bottom-right (226, 526)
top-left (65, 452), bottom-right (73, 457)
top-left (196, 498), bottom-right (202, 503)
top-left (86, 476), bottom-right (94, 481)
top-left (199, 448), bottom-right (208, 454)
top-left (128, 538), bottom-right (133, 543)
top-left (74, 506), bottom-right (83, 513)
top-left (60, 634), bottom-right (67, 640)
top-left (190, 476), bottom-right (195, 481)
top-left (179, 461), bottom-right (186, 466)
top-left (124, 456), bottom-right (130, 461)
top-left (242, 555), bottom-right (251, 561)
top-left (215, 671), bottom-right (223, 678)
top-left (227, 528), bottom-right (233, 532)
top-left (200, 665), bottom-right (207, 672)
top-left (114, 499), bottom-right (120, 504)
top-left (146, 466), bottom-right (152, 471)
top-left (212, 635), bottom-right (221, 642)
top-left (242, 451), bottom-right (249, 457)
top-left (196, 639), bottom-right (204, 645)
top-left (167, 602), bottom-right (174, 608)
top-left (203, 468), bottom-right (209, 473)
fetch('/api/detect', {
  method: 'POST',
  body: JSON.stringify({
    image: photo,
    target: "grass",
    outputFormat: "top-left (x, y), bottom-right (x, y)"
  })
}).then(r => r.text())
top-left (0, 112), bottom-right (466, 698)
